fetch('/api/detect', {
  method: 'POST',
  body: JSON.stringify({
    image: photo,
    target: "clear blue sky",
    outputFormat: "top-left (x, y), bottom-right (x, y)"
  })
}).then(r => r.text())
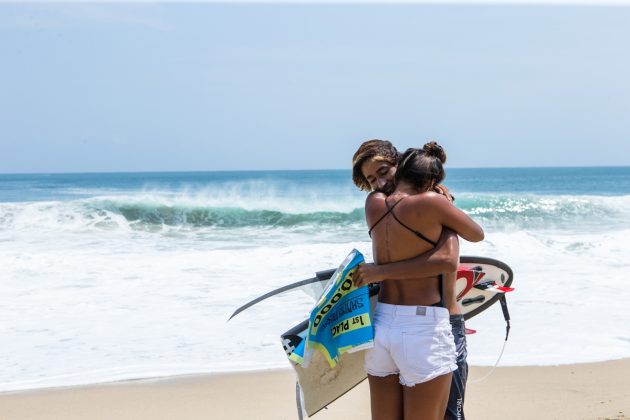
top-left (1, 2), bottom-right (629, 173)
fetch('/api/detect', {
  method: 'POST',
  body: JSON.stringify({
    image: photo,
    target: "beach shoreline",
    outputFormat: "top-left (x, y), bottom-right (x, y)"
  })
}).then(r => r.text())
top-left (1, 359), bottom-right (628, 420)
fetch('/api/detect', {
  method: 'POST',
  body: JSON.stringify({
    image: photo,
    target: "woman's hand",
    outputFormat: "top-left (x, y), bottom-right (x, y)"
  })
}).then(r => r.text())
top-left (353, 263), bottom-right (385, 287)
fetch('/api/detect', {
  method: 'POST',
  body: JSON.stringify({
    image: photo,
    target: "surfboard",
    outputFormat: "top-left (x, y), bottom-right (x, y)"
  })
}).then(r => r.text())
top-left (229, 269), bottom-right (336, 321)
top-left (280, 256), bottom-right (513, 418)
top-left (229, 256), bottom-right (512, 322)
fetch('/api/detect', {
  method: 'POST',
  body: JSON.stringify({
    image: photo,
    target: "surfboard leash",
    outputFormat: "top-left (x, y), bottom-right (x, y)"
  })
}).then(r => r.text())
top-left (499, 294), bottom-right (511, 341)
top-left (469, 294), bottom-right (511, 384)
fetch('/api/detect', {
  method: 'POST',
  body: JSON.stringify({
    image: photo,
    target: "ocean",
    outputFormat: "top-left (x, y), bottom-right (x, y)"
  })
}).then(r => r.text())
top-left (1, 167), bottom-right (629, 392)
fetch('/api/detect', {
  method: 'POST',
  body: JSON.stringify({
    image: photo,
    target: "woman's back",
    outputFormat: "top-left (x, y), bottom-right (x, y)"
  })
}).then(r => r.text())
top-left (366, 191), bottom-right (445, 306)
top-left (367, 192), bottom-right (444, 263)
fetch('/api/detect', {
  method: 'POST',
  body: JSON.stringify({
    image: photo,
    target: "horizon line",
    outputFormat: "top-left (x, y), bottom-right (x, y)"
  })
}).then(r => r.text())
top-left (1, 164), bottom-right (629, 176)
top-left (4, 0), bottom-right (630, 4)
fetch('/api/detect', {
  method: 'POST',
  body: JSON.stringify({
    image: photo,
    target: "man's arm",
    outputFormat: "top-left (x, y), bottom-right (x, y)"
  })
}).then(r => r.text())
top-left (354, 229), bottom-right (459, 286)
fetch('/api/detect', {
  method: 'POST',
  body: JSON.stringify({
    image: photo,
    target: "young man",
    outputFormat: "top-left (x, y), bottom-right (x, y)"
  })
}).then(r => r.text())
top-left (352, 139), bottom-right (468, 420)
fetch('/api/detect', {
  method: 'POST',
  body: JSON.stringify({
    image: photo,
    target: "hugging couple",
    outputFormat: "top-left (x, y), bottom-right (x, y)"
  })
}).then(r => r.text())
top-left (351, 139), bottom-right (484, 420)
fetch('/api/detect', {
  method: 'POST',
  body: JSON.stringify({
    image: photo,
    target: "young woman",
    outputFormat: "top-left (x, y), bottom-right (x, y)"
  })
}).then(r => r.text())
top-left (356, 142), bottom-right (484, 420)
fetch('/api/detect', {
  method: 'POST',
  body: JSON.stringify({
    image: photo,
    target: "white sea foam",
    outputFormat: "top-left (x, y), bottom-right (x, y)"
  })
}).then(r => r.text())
top-left (1, 224), bottom-right (630, 392)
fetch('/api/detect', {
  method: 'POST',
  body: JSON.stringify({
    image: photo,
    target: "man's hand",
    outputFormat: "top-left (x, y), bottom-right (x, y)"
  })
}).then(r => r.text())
top-left (434, 184), bottom-right (455, 203)
top-left (353, 263), bottom-right (385, 287)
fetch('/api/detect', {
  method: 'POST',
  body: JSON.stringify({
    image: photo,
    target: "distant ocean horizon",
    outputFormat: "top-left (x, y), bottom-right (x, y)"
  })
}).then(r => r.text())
top-left (2, 167), bottom-right (629, 391)
top-left (3, 165), bottom-right (629, 175)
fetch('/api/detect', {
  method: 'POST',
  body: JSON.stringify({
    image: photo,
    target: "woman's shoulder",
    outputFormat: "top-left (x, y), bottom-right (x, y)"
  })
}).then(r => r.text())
top-left (403, 191), bottom-right (450, 211)
top-left (365, 191), bottom-right (386, 207)
top-left (403, 190), bottom-right (438, 203)
top-left (409, 190), bottom-right (449, 203)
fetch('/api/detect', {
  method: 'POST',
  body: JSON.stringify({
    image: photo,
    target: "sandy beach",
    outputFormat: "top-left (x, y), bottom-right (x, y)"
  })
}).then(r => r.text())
top-left (1, 359), bottom-right (628, 420)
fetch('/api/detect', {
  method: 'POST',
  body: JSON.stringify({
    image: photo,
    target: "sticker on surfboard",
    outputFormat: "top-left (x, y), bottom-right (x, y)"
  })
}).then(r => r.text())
top-left (287, 249), bottom-right (374, 369)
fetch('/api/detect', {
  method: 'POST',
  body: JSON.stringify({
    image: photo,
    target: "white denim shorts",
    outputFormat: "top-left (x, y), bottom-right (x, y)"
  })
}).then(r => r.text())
top-left (364, 302), bottom-right (457, 387)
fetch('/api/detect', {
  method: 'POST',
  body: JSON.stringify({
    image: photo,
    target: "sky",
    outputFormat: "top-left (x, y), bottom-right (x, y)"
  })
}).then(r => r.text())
top-left (1, 2), bottom-right (629, 173)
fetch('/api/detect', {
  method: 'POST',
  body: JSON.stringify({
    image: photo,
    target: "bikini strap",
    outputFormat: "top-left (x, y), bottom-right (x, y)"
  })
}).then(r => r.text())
top-left (385, 200), bottom-right (439, 247)
top-left (368, 197), bottom-right (406, 237)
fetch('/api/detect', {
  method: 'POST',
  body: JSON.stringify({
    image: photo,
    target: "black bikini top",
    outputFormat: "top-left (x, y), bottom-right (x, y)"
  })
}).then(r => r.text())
top-left (368, 196), bottom-right (438, 247)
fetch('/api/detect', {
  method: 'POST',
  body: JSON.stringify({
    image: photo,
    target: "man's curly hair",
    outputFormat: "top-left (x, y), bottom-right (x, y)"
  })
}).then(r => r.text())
top-left (351, 139), bottom-right (400, 191)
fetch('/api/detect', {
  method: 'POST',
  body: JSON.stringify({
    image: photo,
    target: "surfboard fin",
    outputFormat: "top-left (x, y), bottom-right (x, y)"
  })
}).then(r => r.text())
top-left (474, 280), bottom-right (514, 293)
top-left (462, 295), bottom-right (485, 306)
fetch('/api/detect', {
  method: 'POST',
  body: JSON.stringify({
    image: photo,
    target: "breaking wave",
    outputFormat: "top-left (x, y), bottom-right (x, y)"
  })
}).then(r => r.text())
top-left (1, 193), bottom-right (628, 233)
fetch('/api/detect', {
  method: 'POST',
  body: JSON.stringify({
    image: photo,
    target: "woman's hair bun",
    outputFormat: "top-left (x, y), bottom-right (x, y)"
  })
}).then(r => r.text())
top-left (422, 141), bottom-right (447, 164)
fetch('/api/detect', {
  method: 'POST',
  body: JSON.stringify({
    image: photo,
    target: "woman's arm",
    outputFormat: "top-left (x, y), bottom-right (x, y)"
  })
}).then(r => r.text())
top-left (353, 229), bottom-right (459, 287)
top-left (429, 193), bottom-right (484, 242)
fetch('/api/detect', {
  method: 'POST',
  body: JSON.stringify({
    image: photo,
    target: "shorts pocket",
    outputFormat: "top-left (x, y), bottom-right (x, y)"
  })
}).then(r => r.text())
top-left (402, 327), bottom-right (454, 374)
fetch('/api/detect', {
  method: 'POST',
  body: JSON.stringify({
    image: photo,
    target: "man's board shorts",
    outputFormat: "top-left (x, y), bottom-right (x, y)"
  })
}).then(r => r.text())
top-left (364, 302), bottom-right (457, 387)
top-left (446, 314), bottom-right (468, 420)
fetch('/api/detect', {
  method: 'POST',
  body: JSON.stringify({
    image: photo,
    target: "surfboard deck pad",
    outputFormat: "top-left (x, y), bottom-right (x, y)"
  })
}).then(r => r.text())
top-left (294, 349), bottom-right (367, 416)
